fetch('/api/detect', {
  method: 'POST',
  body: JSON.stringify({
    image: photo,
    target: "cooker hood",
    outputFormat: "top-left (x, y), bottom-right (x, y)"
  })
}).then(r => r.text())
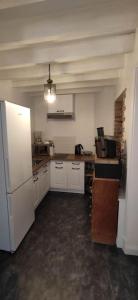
top-left (47, 94), bottom-right (74, 120)
top-left (47, 111), bottom-right (74, 119)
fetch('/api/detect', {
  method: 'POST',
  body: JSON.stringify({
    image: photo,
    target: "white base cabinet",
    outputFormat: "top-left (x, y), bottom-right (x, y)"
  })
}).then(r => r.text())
top-left (39, 166), bottom-right (49, 201)
top-left (33, 159), bottom-right (84, 208)
top-left (50, 161), bottom-right (67, 189)
top-left (67, 162), bottom-right (84, 193)
top-left (33, 173), bottom-right (40, 209)
top-left (50, 161), bottom-right (84, 193)
top-left (33, 162), bottom-right (50, 209)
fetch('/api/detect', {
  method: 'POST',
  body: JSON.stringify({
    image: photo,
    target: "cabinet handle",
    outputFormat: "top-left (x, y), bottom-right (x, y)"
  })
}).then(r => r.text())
top-left (55, 166), bottom-right (63, 169)
top-left (72, 162), bottom-right (80, 165)
top-left (56, 110), bottom-right (64, 112)
top-left (72, 167), bottom-right (80, 170)
top-left (55, 162), bottom-right (63, 164)
top-left (33, 172), bottom-right (38, 176)
top-left (33, 177), bottom-right (38, 182)
top-left (43, 164), bottom-right (48, 168)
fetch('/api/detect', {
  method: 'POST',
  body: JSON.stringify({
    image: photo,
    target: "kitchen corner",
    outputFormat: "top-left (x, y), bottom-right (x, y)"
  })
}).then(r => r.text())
top-left (32, 148), bottom-right (120, 246)
top-left (32, 152), bottom-right (95, 210)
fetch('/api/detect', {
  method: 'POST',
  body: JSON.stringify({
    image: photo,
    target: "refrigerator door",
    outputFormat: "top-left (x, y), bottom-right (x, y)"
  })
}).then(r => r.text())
top-left (0, 104), bottom-right (11, 251)
top-left (1, 101), bottom-right (32, 193)
top-left (8, 178), bottom-right (35, 252)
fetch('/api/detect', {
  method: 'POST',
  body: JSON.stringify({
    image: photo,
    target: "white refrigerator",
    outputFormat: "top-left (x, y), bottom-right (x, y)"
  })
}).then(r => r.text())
top-left (0, 101), bottom-right (35, 252)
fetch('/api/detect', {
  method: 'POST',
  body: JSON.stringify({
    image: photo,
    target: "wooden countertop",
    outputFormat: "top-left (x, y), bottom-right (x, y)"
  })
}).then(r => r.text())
top-left (32, 154), bottom-right (95, 174)
top-left (32, 154), bottom-right (119, 173)
top-left (32, 156), bottom-right (51, 173)
top-left (57, 154), bottom-right (95, 162)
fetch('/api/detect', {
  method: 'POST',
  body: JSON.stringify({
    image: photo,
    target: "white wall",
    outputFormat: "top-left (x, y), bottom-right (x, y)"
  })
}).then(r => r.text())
top-left (31, 88), bottom-right (116, 153)
top-left (124, 33), bottom-right (138, 255)
top-left (32, 93), bottom-right (96, 152)
top-left (0, 80), bottom-right (32, 108)
top-left (116, 30), bottom-right (138, 255)
top-left (95, 86), bottom-right (116, 136)
top-left (125, 68), bottom-right (138, 255)
top-left (0, 80), bottom-right (34, 131)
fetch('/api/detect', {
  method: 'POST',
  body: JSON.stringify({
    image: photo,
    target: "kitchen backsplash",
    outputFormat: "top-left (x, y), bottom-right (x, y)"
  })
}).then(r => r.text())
top-left (53, 136), bottom-right (76, 154)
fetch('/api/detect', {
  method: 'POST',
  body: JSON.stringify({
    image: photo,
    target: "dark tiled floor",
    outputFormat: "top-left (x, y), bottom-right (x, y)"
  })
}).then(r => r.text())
top-left (0, 192), bottom-right (138, 300)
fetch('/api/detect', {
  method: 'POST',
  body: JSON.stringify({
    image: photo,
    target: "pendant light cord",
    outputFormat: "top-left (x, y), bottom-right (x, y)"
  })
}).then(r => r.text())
top-left (49, 64), bottom-right (51, 80)
top-left (44, 62), bottom-right (56, 102)
top-left (47, 63), bottom-right (52, 84)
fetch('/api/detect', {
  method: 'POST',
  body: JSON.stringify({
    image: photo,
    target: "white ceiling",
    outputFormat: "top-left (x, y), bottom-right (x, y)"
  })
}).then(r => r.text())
top-left (0, 0), bottom-right (138, 95)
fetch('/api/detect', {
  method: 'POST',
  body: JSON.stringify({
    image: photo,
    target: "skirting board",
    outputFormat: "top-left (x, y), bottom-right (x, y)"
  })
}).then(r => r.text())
top-left (117, 192), bottom-right (126, 250)
top-left (123, 242), bottom-right (138, 256)
top-left (117, 235), bottom-right (125, 249)
top-left (117, 236), bottom-right (138, 256)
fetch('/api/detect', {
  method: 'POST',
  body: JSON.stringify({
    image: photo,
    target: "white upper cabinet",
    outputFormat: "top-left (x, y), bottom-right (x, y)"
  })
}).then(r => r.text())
top-left (47, 94), bottom-right (74, 115)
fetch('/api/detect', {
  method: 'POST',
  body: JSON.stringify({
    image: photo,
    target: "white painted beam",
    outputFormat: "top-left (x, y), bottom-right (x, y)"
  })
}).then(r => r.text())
top-left (0, 0), bottom-right (45, 10)
top-left (0, 1), bottom-right (137, 51)
top-left (55, 55), bottom-right (125, 75)
top-left (14, 79), bottom-right (118, 93)
top-left (56, 79), bottom-right (118, 90)
top-left (0, 54), bottom-right (124, 79)
top-left (0, 34), bottom-right (134, 69)
top-left (13, 69), bottom-right (120, 88)
top-left (54, 70), bottom-right (120, 83)
top-left (57, 87), bottom-right (102, 95)
top-left (54, 35), bottom-right (134, 63)
top-left (25, 87), bottom-right (102, 97)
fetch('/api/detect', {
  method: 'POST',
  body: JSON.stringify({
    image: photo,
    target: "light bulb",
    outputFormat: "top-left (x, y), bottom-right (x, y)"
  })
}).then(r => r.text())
top-left (46, 93), bottom-right (56, 103)
top-left (44, 89), bottom-right (56, 103)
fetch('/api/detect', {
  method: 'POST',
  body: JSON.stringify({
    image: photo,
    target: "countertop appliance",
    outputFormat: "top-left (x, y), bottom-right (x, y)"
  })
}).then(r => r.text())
top-left (33, 139), bottom-right (54, 156)
top-left (95, 127), bottom-right (117, 158)
top-left (33, 143), bottom-right (49, 156)
top-left (75, 144), bottom-right (84, 155)
top-left (0, 101), bottom-right (35, 252)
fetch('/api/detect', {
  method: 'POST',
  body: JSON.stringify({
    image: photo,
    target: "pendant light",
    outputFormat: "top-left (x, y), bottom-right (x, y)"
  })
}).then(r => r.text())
top-left (44, 64), bottom-right (56, 103)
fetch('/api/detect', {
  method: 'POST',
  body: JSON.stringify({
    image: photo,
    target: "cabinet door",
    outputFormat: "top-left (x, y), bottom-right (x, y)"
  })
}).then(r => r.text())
top-left (2, 102), bottom-right (32, 193)
top-left (39, 164), bottom-right (49, 200)
top-left (39, 170), bottom-right (46, 201)
top-left (92, 178), bottom-right (119, 245)
top-left (47, 101), bottom-right (58, 114)
top-left (44, 163), bottom-right (50, 194)
top-left (33, 163), bottom-right (50, 209)
top-left (67, 161), bottom-right (84, 193)
top-left (33, 174), bottom-right (39, 209)
top-left (56, 95), bottom-right (73, 113)
top-left (48, 94), bottom-right (73, 114)
top-left (50, 161), bottom-right (67, 189)
top-left (8, 178), bottom-right (35, 252)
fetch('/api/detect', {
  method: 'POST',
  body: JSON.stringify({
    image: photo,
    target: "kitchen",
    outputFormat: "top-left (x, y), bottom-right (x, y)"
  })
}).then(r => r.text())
top-left (0, 1), bottom-right (138, 300)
